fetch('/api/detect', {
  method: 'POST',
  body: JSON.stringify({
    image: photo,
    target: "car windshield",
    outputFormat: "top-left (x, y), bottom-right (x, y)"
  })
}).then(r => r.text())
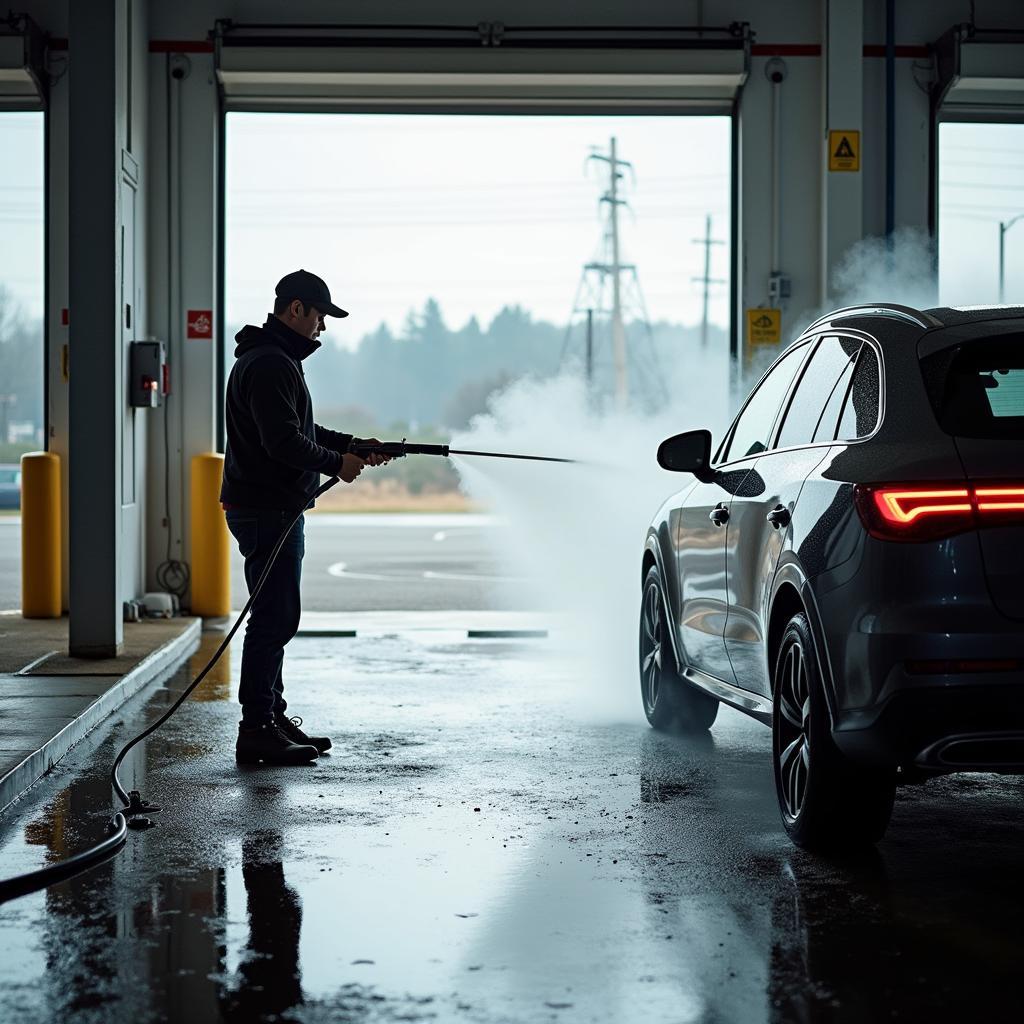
top-left (0, 469), bottom-right (19, 484)
top-left (921, 336), bottom-right (1024, 439)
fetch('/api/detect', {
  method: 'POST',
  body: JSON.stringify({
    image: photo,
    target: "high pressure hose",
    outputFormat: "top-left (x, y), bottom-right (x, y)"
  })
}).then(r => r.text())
top-left (109, 474), bottom-right (341, 820)
top-left (0, 474), bottom-right (340, 906)
top-left (0, 440), bottom-right (574, 905)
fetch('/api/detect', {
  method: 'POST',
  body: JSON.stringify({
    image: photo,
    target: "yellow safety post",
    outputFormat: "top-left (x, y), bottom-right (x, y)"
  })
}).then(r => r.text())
top-left (21, 451), bottom-right (62, 618)
top-left (190, 453), bottom-right (231, 617)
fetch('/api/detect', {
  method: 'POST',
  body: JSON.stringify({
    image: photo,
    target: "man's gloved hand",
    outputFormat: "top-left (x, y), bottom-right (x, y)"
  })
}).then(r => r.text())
top-left (356, 437), bottom-right (392, 467)
top-left (338, 452), bottom-right (365, 483)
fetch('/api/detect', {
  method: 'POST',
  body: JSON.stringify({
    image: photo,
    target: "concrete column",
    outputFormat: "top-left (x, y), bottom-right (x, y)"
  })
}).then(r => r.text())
top-left (46, 48), bottom-right (70, 613)
top-left (68, 0), bottom-right (124, 656)
top-left (821, 0), bottom-right (864, 303)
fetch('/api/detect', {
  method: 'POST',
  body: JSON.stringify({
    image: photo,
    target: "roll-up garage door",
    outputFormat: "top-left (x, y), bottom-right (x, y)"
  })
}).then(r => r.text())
top-left (0, 14), bottom-right (46, 110)
top-left (934, 26), bottom-right (1024, 120)
top-left (214, 22), bottom-right (750, 113)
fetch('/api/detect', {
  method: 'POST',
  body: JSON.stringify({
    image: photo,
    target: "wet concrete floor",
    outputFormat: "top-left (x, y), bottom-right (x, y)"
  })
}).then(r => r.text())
top-left (0, 630), bottom-right (1022, 1023)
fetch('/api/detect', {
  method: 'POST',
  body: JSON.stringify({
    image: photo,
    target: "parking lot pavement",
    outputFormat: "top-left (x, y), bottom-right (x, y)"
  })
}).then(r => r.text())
top-left (0, 517), bottom-right (18, 611)
top-left (1, 629), bottom-right (1022, 1023)
top-left (0, 514), bottom-right (539, 613)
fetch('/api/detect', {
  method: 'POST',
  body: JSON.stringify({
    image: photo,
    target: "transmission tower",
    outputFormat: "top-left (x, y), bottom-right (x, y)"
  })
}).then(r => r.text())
top-left (691, 214), bottom-right (725, 349)
top-left (561, 137), bottom-right (667, 409)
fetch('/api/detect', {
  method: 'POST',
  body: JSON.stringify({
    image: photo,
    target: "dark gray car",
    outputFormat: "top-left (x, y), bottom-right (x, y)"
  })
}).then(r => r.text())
top-left (641, 303), bottom-right (1024, 849)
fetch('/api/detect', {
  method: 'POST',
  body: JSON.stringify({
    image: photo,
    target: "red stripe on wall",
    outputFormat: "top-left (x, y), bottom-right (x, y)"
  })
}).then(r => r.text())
top-left (863, 43), bottom-right (930, 57)
top-left (753, 43), bottom-right (928, 58)
top-left (148, 39), bottom-right (213, 53)
top-left (752, 43), bottom-right (822, 56)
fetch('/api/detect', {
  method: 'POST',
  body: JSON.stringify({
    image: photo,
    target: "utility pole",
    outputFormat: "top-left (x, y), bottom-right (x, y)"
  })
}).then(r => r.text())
top-left (0, 394), bottom-right (12, 445)
top-left (999, 213), bottom-right (1024, 303)
top-left (692, 214), bottom-right (725, 349)
top-left (585, 308), bottom-right (594, 385)
top-left (560, 137), bottom-right (667, 410)
top-left (589, 137), bottom-right (630, 406)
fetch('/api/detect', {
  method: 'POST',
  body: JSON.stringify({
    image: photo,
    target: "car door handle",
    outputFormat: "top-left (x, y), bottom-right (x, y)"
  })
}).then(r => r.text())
top-left (709, 503), bottom-right (729, 527)
top-left (766, 504), bottom-right (791, 530)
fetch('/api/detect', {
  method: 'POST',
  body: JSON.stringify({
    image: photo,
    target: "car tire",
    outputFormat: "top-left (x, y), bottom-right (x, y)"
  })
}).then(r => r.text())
top-left (772, 612), bottom-right (896, 850)
top-left (640, 564), bottom-right (719, 733)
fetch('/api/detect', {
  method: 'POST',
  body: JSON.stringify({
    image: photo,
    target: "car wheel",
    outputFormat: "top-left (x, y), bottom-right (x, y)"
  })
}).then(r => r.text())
top-left (640, 564), bottom-right (719, 732)
top-left (772, 612), bottom-right (896, 850)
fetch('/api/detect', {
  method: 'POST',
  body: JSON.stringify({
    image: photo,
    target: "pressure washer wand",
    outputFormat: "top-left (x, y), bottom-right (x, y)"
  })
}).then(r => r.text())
top-left (448, 449), bottom-right (576, 464)
top-left (349, 440), bottom-right (576, 464)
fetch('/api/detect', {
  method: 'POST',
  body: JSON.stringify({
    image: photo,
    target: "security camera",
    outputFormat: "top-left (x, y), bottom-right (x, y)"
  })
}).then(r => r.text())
top-left (764, 58), bottom-right (788, 85)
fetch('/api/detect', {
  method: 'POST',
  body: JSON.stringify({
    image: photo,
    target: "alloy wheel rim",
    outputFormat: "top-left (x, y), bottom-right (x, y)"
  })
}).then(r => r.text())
top-left (640, 582), bottom-right (663, 712)
top-left (777, 640), bottom-right (810, 821)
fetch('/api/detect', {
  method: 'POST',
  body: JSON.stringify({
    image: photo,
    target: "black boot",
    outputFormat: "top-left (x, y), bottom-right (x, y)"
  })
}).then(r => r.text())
top-left (275, 713), bottom-right (332, 754)
top-left (236, 722), bottom-right (319, 765)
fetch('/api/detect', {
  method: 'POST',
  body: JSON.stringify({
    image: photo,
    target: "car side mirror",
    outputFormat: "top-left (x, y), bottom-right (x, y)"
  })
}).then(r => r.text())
top-left (657, 429), bottom-right (714, 482)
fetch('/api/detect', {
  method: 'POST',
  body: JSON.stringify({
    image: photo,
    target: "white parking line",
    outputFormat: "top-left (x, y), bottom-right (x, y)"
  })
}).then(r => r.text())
top-left (326, 561), bottom-right (393, 582)
top-left (422, 570), bottom-right (530, 584)
top-left (326, 560), bottom-right (529, 585)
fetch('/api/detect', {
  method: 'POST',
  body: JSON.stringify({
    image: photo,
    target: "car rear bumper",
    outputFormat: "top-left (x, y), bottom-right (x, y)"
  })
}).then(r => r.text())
top-left (832, 679), bottom-right (1024, 771)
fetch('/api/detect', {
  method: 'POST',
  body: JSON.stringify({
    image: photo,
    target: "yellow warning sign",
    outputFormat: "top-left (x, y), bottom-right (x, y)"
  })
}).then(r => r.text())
top-left (829, 129), bottom-right (860, 172)
top-left (746, 308), bottom-right (782, 347)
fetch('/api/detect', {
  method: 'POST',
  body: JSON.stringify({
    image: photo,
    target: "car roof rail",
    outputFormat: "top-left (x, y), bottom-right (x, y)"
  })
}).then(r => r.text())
top-left (805, 303), bottom-right (942, 333)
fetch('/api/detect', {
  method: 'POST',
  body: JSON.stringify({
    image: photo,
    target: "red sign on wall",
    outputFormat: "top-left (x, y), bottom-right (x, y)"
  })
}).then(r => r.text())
top-left (187, 309), bottom-right (213, 339)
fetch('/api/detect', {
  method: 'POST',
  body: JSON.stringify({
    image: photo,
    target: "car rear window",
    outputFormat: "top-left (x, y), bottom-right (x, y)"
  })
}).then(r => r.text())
top-left (921, 337), bottom-right (1024, 439)
top-left (837, 346), bottom-right (881, 440)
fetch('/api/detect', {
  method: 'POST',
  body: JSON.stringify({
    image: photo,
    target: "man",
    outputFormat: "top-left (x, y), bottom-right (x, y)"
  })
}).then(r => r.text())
top-left (221, 269), bottom-right (386, 766)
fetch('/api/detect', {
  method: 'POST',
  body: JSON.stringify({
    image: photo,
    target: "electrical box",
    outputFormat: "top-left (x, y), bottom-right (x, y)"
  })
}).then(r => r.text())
top-left (768, 273), bottom-right (792, 306)
top-left (129, 340), bottom-right (168, 408)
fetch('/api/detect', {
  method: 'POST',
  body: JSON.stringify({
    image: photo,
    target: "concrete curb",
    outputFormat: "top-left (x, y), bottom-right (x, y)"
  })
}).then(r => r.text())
top-left (0, 618), bottom-right (202, 814)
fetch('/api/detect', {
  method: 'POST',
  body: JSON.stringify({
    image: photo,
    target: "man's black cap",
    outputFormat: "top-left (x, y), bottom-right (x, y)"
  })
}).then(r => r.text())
top-left (275, 269), bottom-right (348, 318)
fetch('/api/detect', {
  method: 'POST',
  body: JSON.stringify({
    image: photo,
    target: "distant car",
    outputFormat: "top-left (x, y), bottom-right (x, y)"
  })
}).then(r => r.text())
top-left (641, 303), bottom-right (1024, 850)
top-left (0, 464), bottom-right (21, 510)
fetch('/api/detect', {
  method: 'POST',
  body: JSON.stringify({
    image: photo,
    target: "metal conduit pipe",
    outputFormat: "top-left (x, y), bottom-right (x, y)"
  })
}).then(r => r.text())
top-left (886, 0), bottom-right (896, 245)
top-left (764, 57), bottom-right (789, 307)
top-left (770, 66), bottom-right (782, 274)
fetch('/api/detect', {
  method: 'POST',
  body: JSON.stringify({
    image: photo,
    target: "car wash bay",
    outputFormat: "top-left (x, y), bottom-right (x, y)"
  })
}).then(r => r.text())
top-left (4, 2), bottom-right (1024, 1022)
top-left (1, 631), bottom-right (1023, 1022)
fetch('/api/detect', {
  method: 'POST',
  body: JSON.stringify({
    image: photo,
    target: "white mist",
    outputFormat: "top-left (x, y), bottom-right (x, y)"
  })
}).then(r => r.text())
top-left (451, 360), bottom-right (732, 724)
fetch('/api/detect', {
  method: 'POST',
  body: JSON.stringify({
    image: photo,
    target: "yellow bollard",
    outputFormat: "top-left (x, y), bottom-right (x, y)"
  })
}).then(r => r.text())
top-left (190, 453), bottom-right (231, 617)
top-left (21, 451), bottom-right (62, 618)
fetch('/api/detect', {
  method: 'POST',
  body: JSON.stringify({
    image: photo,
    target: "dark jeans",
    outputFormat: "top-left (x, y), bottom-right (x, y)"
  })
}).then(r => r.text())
top-left (225, 508), bottom-right (305, 725)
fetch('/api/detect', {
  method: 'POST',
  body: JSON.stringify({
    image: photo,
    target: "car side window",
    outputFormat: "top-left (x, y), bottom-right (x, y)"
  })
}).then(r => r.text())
top-left (720, 344), bottom-right (807, 463)
top-left (776, 335), bottom-right (861, 449)
top-left (837, 346), bottom-right (882, 439)
top-left (812, 348), bottom-right (858, 442)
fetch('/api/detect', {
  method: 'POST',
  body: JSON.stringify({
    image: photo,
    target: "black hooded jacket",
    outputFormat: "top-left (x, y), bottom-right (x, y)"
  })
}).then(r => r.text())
top-left (220, 316), bottom-right (357, 510)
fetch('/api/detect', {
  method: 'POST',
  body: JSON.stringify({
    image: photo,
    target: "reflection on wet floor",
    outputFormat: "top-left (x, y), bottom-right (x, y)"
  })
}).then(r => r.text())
top-left (0, 631), bottom-right (1022, 1022)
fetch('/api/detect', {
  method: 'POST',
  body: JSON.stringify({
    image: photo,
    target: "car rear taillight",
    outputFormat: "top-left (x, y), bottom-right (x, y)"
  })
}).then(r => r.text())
top-left (975, 487), bottom-right (1024, 514)
top-left (854, 483), bottom-right (1024, 541)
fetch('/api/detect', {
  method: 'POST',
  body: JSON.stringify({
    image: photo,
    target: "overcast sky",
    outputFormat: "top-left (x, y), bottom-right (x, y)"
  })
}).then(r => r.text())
top-left (938, 121), bottom-right (1024, 305)
top-left (0, 113), bottom-right (44, 320)
top-left (2, 113), bottom-right (1024, 339)
top-left (225, 113), bottom-right (732, 348)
